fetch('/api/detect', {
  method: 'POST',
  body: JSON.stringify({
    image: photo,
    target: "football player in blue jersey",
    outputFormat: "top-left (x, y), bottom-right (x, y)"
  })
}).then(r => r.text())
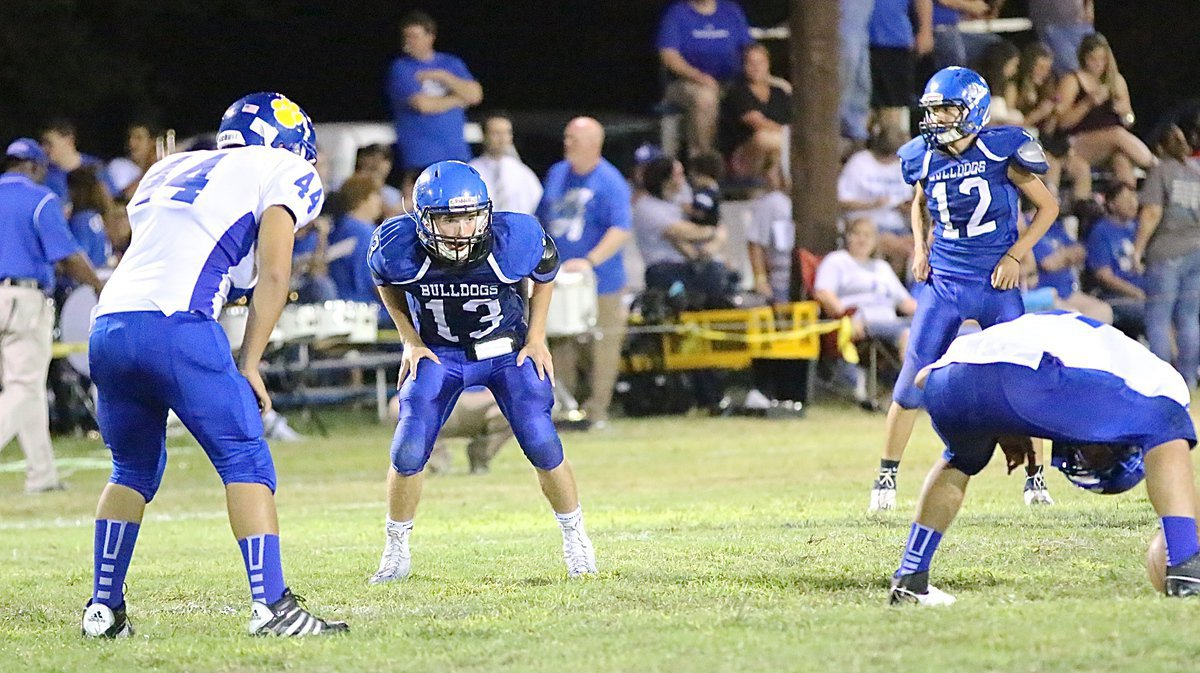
top-left (367, 160), bottom-right (597, 582)
top-left (868, 67), bottom-right (1061, 513)
top-left (888, 312), bottom-right (1200, 605)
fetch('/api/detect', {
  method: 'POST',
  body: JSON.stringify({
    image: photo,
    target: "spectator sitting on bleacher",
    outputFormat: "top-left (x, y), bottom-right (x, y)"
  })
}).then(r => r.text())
top-left (468, 112), bottom-right (543, 216)
top-left (387, 10), bottom-right (483, 190)
top-left (1086, 183), bottom-right (1146, 338)
top-left (1016, 42), bottom-right (1093, 206)
top-left (65, 167), bottom-right (114, 269)
top-left (1030, 216), bottom-right (1114, 324)
top-left (40, 117), bottom-right (113, 202)
top-left (719, 42), bottom-right (791, 180)
top-left (328, 174), bottom-right (384, 305)
top-left (634, 156), bottom-right (730, 307)
top-left (1054, 33), bottom-right (1154, 189)
top-left (684, 151), bottom-right (723, 227)
top-left (354, 144), bottom-right (405, 219)
top-left (837, 125), bottom-right (913, 275)
top-left (979, 40), bottom-right (1024, 126)
top-left (292, 216), bottom-right (337, 304)
top-left (747, 160), bottom-right (792, 302)
top-left (657, 0), bottom-right (754, 157)
top-left (813, 217), bottom-right (917, 410)
top-left (107, 120), bottom-right (159, 200)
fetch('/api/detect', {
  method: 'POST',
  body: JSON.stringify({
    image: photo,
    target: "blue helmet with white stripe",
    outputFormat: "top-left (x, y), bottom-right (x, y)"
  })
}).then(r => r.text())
top-left (413, 160), bottom-right (493, 266)
top-left (1051, 442), bottom-right (1145, 495)
top-left (918, 67), bottom-right (991, 148)
top-left (217, 92), bottom-right (317, 164)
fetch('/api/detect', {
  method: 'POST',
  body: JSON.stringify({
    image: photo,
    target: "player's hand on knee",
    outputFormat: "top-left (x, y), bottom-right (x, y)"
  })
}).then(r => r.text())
top-left (400, 345), bottom-right (441, 384)
top-left (241, 368), bottom-right (273, 416)
top-left (517, 340), bottom-right (555, 385)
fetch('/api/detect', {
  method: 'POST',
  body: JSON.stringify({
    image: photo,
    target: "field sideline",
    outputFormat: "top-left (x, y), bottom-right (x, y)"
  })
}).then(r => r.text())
top-left (2, 405), bottom-right (1198, 673)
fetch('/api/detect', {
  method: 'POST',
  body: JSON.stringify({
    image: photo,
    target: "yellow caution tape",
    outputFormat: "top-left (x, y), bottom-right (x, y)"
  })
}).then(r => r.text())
top-left (675, 316), bottom-right (860, 364)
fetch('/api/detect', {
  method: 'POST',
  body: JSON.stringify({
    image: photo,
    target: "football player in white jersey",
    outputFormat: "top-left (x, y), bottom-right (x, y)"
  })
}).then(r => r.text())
top-left (81, 92), bottom-right (347, 638)
top-left (888, 311), bottom-right (1200, 605)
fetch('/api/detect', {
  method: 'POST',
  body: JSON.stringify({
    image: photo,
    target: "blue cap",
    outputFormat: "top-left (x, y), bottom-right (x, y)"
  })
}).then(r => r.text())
top-left (5, 138), bottom-right (48, 165)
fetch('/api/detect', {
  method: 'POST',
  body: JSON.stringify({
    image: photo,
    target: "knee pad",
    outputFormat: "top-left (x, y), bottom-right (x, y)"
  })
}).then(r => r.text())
top-left (212, 439), bottom-right (277, 492)
top-left (522, 436), bottom-right (565, 472)
top-left (109, 447), bottom-right (168, 503)
top-left (892, 377), bottom-right (924, 410)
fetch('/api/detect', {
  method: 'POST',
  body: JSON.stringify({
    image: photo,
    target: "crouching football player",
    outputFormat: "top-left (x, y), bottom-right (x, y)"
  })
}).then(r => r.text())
top-left (889, 311), bottom-right (1200, 605)
top-left (367, 161), bottom-right (596, 582)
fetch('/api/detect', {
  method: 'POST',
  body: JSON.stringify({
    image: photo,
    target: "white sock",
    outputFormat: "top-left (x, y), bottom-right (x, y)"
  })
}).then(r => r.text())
top-left (555, 506), bottom-right (583, 529)
top-left (386, 518), bottom-right (413, 537)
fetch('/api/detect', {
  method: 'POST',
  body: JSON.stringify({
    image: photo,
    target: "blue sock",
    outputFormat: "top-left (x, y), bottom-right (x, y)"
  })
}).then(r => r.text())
top-left (238, 534), bottom-right (286, 605)
top-left (1161, 516), bottom-right (1200, 567)
top-left (93, 520), bottom-right (140, 608)
top-left (897, 523), bottom-right (943, 576)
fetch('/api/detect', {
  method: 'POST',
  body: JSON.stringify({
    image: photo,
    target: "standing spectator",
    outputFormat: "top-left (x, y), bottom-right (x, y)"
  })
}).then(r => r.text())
top-left (386, 10), bottom-right (483, 188)
top-left (657, 0), bottom-right (754, 157)
top-left (354, 144), bottom-right (405, 218)
top-left (1054, 33), bottom-right (1154, 188)
top-left (0, 138), bottom-right (103, 494)
top-left (1087, 183), bottom-right (1146, 338)
top-left (1028, 0), bottom-right (1094, 76)
top-left (868, 0), bottom-right (933, 135)
top-left (1134, 125), bottom-right (1200, 388)
top-left (1030, 217), bottom-right (1113, 323)
top-left (931, 0), bottom-right (991, 70)
top-left (719, 42), bottom-right (792, 179)
top-left (65, 167), bottom-right (114, 268)
top-left (107, 120), bottom-right (159, 200)
top-left (537, 117), bottom-right (633, 428)
top-left (328, 174), bottom-right (383, 305)
top-left (837, 125), bottom-right (914, 273)
top-left (841, 0), bottom-right (876, 146)
top-left (40, 117), bottom-right (114, 201)
top-left (468, 112), bottom-right (543, 216)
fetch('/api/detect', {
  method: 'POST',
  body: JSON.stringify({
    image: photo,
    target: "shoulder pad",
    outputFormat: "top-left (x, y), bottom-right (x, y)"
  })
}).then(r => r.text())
top-left (367, 215), bottom-right (426, 285)
top-left (491, 212), bottom-right (549, 281)
top-left (897, 137), bottom-right (930, 185)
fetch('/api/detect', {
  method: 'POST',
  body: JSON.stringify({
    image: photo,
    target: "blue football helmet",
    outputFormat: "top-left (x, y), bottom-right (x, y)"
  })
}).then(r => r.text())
top-left (216, 92), bottom-right (317, 164)
top-left (1051, 441), bottom-right (1145, 495)
top-left (918, 67), bottom-right (991, 148)
top-left (413, 160), bottom-right (493, 266)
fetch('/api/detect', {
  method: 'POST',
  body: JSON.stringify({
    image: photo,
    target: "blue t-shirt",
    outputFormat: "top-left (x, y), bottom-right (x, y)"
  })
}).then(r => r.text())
top-left (67, 209), bottom-right (109, 267)
top-left (1086, 217), bottom-right (1145, 295)
top-left (536, 159), bottom-right (633, 295)
top-left (656, 0), bottom-right (754, 83)
top-left (933, 2), bottom-right (959, 26)
top-left (387, 52), bottom-right (475, 170)
top-left (1032, 219), bottom-right (1079, 298)
top-left (329, 215), bottom-right (379, 304)
top-left (870, 0), bottom-right (915, 48)
top-left (0, 173), bottom-right (80, 290)
top-left (369, 211), bottom-right (556, 349)
top-left (44, 154), bottom-right (115, 201)
top-left (899, 126), bottom-right (1049, 281)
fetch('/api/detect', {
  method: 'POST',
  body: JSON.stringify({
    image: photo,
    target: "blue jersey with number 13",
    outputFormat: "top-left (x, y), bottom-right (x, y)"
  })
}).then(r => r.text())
top-left (899, 126), bottom-right (1048, 280)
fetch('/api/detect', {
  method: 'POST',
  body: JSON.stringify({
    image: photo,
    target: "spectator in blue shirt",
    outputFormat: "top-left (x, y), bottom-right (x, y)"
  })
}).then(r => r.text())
top-left (1031, 217), bottom-right (1112, 324)
top-left (386, 11), bottom-right (483, 190)
top-left (537, 117), bottom-right (633, 427)
top-left (65, 167), bottom-right (114, 269)
top-left (1086, 183), bottom-right (1145, 338)
top-left (657, 0), bottom-right (753, 156)
top-left (868, 0), bottom-right (933, 135)
top-left (40, 117), bottom-right (114, 202)
top-left (328, 174), bottom-right (383, 305)
top-left (0, 138), bottom-right (103, 495)
top-left (931, 0), bottom-right (993, 70)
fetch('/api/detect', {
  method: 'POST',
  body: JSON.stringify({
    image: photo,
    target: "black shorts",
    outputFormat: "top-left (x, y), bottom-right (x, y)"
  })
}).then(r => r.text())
top-left (870, 46), bottom-right (916, 108)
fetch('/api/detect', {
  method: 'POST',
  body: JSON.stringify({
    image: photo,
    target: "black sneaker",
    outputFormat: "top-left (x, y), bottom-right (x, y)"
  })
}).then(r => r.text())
top-left (81, 599), bottom-right (134, 638)
top-left (1165, 553), bottom-right (1200, 597)
top-left (248, 589), bottom-right (348, 636)
top-left (889, 571), bottom-right (956, 606)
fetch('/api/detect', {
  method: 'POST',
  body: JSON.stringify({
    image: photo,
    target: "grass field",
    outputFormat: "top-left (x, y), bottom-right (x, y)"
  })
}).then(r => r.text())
top-left (2, 403), bottom-right (1199, 673)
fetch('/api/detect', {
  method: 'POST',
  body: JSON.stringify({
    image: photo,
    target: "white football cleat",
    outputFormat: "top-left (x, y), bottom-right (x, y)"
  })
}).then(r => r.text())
top-left (561, 521), bottom-right (597, 577)
top-left (890, 572), bottom-right (956, 607)
top-left (1024, 471), bottom-right (1055, 506)
top-left (81, 600), bottom-right (133, 638)
top-left (369, 525), bottom-right (412, 584)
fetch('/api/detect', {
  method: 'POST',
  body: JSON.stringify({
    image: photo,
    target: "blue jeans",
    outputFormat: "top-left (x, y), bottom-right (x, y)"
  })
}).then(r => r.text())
top-left (839, 0), bottom-right (873, 140)
top-left (1145, 248), bottom-right (1200, 388)
top-left (1038, 23), bottom-right (1094, 76)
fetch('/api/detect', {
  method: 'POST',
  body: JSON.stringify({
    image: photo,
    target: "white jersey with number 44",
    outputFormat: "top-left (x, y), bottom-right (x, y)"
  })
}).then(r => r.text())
top-left (94, 145), bottom-right (323, 320)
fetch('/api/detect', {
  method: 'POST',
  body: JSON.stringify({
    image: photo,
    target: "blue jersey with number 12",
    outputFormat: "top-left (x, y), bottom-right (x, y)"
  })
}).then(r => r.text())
top-left (368, 212), bottom-right (557, 349)
top-left (899, 126), bottom-right (1048, 280)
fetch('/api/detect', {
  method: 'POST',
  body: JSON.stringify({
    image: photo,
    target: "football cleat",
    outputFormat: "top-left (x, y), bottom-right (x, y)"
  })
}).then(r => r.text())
top-left (1023, 471), bottom-right (1055, 506)
top-left (248, 589), bottom-right (348, 636)
top-left (868, 473), bottom-right (897, 512)
top-left (81, 600), bottom-right (133, 638)
top-left (369, 525), bottom-right (412, 584)
top-left (890, 571), bottom-right (956, 607)
top-left (1165, 552), bottom-right (1200, 597)
top-left (561, 520), bottom-right (597, 577)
